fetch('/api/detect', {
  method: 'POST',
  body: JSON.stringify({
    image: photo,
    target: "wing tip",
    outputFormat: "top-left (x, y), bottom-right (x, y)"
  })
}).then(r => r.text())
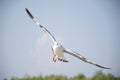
top-left (25, 8), bottom-right (34, 19)
top-left (95, 64), bottom-right (111, 69)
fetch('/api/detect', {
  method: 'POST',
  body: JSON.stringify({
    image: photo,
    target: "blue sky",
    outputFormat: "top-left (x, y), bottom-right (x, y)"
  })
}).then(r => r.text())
top-left (0, 0), bottom-right (120, 79)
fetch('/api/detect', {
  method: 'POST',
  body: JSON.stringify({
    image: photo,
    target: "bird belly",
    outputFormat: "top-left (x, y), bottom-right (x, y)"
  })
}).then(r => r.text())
top-left (53, 45), bottom-right (64, 57)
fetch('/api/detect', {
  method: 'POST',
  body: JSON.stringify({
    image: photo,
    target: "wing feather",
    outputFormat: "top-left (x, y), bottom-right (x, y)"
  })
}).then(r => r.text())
top-left (25, 8), bottom-right (58, 44)
top-left (64, 49), bottom-right (111, 69)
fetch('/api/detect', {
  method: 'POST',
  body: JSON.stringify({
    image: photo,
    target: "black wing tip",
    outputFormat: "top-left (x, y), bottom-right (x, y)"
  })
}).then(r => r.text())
top-left (96, 64), bottom-right (111, 69)
top-left (25, 8), bottom-right (34, 19)
top-left (25, 8), bottom-right (27, 11)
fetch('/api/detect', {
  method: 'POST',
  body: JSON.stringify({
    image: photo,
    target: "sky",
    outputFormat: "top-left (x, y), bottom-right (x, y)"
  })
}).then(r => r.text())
top-left (0, 0), bottom-right (120, 79)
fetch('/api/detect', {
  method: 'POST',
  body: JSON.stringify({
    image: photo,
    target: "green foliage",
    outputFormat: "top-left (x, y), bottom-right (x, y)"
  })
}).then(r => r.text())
top-left (105, 73), bottom-right (116, 80)
top-left (92, 71), bottom-right (106, 80)
top-left (5, 71), bottom-right (120, 80)
top-left (70, 73), bottom-right (85, 80)
top-left (3, 78), bottom-right (7, 80)
top-left (44, 75), bottom-right (67, 80)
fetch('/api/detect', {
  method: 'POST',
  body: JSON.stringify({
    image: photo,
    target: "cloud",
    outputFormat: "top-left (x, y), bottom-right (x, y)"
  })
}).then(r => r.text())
top-left (35, 33), bottom-right (49, 54)
top-left (26, 33), bottom-right (72, 76)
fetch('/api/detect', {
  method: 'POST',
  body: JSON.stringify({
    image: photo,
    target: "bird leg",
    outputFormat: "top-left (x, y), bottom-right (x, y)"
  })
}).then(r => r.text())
top-left (53, 55), bottom-right (58, 62)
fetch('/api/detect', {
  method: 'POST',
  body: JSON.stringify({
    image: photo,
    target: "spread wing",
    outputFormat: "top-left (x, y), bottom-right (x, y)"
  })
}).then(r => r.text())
top-left (25, 8), bottom-right (58, 44)
top-left (64, 49), bottom-right (111, 69)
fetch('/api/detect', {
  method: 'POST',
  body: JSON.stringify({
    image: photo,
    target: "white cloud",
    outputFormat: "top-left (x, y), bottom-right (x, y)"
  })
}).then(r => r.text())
top-left (26, 33), bottom-right (74, 76)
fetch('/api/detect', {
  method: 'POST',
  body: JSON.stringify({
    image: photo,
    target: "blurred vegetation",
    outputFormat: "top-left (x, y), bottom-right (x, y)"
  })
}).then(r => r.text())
top-left (4, 71), bottom-right (120, 80)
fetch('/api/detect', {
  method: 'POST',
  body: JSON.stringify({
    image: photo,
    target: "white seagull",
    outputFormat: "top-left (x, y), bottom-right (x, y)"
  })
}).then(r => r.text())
top-left (25, 8), bottom-right (111, 69)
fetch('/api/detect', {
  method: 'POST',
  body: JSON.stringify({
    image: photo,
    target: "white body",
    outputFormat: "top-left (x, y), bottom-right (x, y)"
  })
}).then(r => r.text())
top-left (52, 44), bottom-right (64, 57)
top-left (52, 44), bottom-right (68, 62)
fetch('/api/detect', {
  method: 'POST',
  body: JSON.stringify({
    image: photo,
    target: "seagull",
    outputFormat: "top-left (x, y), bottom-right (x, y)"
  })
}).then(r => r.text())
top-left (25, 8), bottom-right (111, 69)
